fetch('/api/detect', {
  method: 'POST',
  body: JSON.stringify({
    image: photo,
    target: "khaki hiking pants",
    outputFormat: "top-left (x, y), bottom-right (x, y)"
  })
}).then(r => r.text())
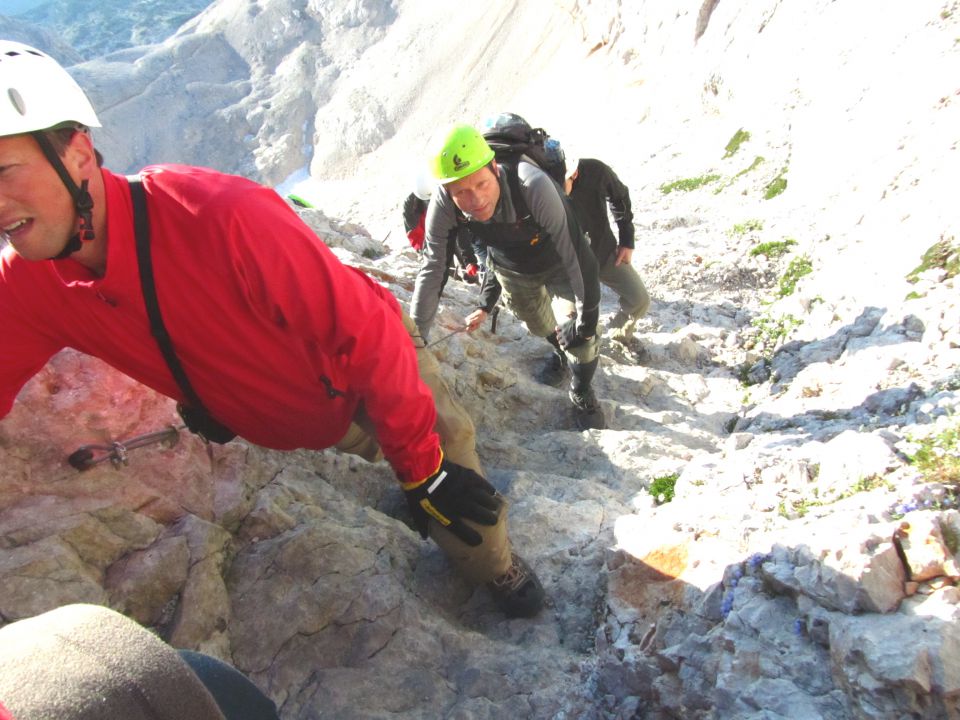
top-left (599, 253), bottom-right (650, 320)
top-left (335, 311), bottom-right (512, 584)
top-left (491, 260), bottom-right (601, 365)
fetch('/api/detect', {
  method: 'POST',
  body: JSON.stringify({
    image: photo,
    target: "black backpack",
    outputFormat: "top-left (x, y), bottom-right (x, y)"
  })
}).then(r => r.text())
top-left (481, 113), bottom-right (566, 185)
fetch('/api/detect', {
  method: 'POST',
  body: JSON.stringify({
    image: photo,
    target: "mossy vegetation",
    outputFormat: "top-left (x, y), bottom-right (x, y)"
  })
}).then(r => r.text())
top-left (649, 473), bottom-right (679, 503)
top-left (943, 521), bottom-right (960, 556)
top-left (723, 128), bottom-right (751, 159)
top-left (659, 174), bottom-right (722, 195)
top-left (728, 219), bottom-right (764, 237)
top-left (778, 498), bottom-right (810, 519)
top-left (906, 235), bottom-right (959, 283)
top-left (714, 156), bottom-right (766, 194)
top-left (748, 312), bottom-right (802, 354)
top-left (778, 474), bottom-right (893, 519)
top-left (750, 238), bottom-right (797, 258)
top-left (777, 255), bottom-right (813, 297)
top-left (764, 170), bottom-right (788, 199)
top-left (735, 156), bottom-right (765, 179)
top-left (908, 420), bottom-right (960, 484)
top-left (845, 475), bottom-right (894, 495)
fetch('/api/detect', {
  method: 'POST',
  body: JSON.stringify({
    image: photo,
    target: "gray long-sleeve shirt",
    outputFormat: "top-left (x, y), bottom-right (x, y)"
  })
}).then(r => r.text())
top-left (410, 159), bottom-right (600, 338)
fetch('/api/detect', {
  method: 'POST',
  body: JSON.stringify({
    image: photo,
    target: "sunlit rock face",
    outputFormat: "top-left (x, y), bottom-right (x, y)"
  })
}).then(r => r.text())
top-left (2, 1), bottom-right (960, 717)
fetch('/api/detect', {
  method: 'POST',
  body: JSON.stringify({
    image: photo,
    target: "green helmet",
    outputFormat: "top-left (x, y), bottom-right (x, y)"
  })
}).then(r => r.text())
top-left (431, 124), bottom-right (495, 183)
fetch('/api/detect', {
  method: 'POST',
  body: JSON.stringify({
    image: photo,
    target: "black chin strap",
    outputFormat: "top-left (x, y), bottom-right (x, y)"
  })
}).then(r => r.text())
top-left (31, 131), bottom-right (95, 260)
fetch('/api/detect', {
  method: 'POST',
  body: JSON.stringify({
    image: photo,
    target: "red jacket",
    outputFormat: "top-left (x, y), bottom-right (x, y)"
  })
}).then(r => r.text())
top-left (0, 166), bottom-right (440, 484)
top-left (0, 700), bottom-right (12, 720)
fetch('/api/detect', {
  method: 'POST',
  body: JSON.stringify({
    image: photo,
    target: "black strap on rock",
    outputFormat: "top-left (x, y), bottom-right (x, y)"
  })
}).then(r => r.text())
top-left (128, 177), bottom-right (236, 444)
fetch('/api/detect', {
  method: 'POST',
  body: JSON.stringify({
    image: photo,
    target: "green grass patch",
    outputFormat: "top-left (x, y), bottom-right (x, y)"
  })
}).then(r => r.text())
top-left (779, 475), bottom-right (893, 519)
top-left (736, 156), bottom-right (765, 178)
top-left (750, 238), bottom-right (797, 258)
top-left (649, 473), bottom-right (679, 503)
top-left (943, 522), bottom-right (960, 555)
top-left (714, 156), bottom-right (766, 194)
top-left (908, 421), bottom-right (960, 485)
top-left (778, 498), bottom-right (810, 519)
top-left (723, 128), bottom-right (751, 159)
top-left (660, 174), bottom-right (722, 195)
top-left (747, 313), bottom-right (802, 355)
top-left (728, 219), bottom-right (764, 237)
top-left (842, 475), bottom-right (893, 497)
top-left (906, 235), bottom-right (959, 283)
top-left (777, 255), bottom-right (813, 297)
top-left (764, 171), bottom-right (788, 199)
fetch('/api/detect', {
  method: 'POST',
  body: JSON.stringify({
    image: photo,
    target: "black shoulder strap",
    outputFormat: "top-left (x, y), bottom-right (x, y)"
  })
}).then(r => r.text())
top-left (128, 177), bottom-right (207, 413)
top-left (498, 159), bottom-right (531, 221)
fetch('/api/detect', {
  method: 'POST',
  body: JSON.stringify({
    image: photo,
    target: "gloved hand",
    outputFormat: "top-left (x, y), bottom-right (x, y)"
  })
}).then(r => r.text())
top-left (403, 454), bottom-right (499, 546)
top-left (556, 316), bottom-right (595, 350)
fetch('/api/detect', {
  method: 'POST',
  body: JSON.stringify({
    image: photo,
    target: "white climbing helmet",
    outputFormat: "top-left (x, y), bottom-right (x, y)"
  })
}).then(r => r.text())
top-left (0, 40), bottom-right (100, 137)
top-left (413, 166), bottom-right (435, 201)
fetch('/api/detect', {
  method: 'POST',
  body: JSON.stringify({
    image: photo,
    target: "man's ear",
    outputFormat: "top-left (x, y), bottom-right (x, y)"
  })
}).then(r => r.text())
top-left (490, 159), bottom-right (500, 178)
top-left (64, 130), bottom-right (97, 179)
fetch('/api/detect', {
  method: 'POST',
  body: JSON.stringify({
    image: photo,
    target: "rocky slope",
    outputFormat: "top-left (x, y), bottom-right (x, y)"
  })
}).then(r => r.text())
top-left (7, 0), bottom-right (209, 59)
top-left (1, 1), bottom-right (960, 718)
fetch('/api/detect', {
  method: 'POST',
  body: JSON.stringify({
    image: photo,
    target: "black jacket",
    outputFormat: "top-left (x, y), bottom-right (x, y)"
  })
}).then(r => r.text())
top-left (403, 192), bottom-right (477, 266)
top-left (402, 193), bottom-right (427, 234)
top-left (567, 158), bottom-right (635, 268)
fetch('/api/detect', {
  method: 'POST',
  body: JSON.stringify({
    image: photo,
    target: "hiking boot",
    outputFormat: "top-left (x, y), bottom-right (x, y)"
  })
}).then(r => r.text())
top-left (607, 337), bottom-right (650, 366)
top-left (570, 387), bottom-right (606, 430)
top-left (535, 350), bottom-right (568, 387)
top-left (488, 553), bottom-right (545, 618)
top-left (607, 310), bottom-right (636, 343)
top-left (631, 340), bottom-right (650, 365)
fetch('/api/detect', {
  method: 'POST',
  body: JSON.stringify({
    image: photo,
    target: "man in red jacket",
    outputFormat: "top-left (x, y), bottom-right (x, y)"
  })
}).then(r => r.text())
top-left (0, 40), bottom-right (543, 617)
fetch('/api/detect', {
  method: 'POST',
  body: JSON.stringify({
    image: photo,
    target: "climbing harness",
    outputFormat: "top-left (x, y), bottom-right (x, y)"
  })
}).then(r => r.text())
top-left (67, 425), bottom-right (183, 471)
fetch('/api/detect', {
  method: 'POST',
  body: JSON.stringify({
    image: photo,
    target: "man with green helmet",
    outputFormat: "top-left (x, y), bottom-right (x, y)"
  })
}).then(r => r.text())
top-left (411, 123), bottom-right (605, 430)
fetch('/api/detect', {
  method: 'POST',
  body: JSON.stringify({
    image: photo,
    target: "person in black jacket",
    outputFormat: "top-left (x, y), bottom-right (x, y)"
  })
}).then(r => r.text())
top-left (402, 172), bottom-right (481, 288)
top-left (561, 155), bottom-right (650, 344)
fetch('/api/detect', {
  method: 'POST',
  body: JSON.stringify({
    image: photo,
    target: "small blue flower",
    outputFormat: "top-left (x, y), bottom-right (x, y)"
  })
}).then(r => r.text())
top-left (793, 618), bottom-right (804, 636)
top-left (895, 501), bottom-right (919, 515)
top-left (720, 590), bottom-right (735, 618)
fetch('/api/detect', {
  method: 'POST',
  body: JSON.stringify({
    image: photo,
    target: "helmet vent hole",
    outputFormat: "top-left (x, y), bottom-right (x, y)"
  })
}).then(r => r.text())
top-left (7, 88), bottom-right (26, 116)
